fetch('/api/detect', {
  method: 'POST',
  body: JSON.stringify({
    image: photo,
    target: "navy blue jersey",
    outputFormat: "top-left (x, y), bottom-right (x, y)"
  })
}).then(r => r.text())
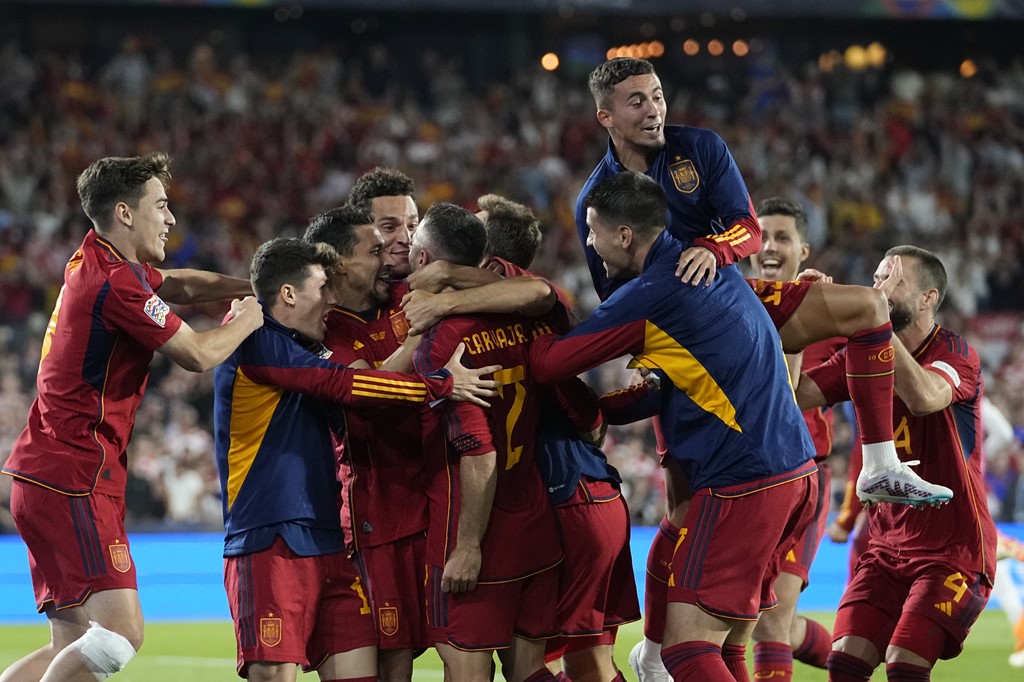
top-left (577, 125), bottom-right (760, 299)
top-left (531, 231), bottom-right (814, 490)
top-left (213, 312), bottom-right (452, 558)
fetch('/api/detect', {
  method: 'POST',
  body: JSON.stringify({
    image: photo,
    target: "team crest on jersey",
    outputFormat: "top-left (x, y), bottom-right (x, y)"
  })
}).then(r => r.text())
top-left (260, 617), bottom-right (283, 647)
top-left (143, 295), bottom-right (170, 328)
top-left (108, 541), bottom-right (132, 573)
top-left (379, 606), bottom-right (399, 637)
top-left (669, 159), bottom-right (700, 193)
top-left (878, 346), bottom-right (895, 363)
top-left (391, 312), bottom-right (410, 342)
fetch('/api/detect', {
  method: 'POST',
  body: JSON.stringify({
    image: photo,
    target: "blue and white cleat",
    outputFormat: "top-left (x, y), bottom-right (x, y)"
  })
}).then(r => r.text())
top-left (857, 460), bottom-right (953, 507)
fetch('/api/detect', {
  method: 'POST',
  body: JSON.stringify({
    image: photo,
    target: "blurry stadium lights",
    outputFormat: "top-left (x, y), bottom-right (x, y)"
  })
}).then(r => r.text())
top-left (844, 44), bottom-right (869, 71)
top-left (732, 39), bottom-right (749, 57)
top-left (708, 39), bottom-right (724, 56)
top-left (605, 41), bottom-right (665, 60)
top-left (683, 39), bottom-right (700, 56)
top-left (866, 42), bottom-right (886, 68)
top-left (541, 52), bottom-right (560, 71)
top-left (961, 59), bottom-right (978, 78)
top-left (650, 41), bottom-right (665, 57)
top-left (818, 50), bottom-right (842, 73)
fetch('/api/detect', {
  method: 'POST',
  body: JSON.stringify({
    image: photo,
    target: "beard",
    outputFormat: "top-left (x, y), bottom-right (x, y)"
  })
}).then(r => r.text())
top-left (889, 299), bottom-right (914, 333)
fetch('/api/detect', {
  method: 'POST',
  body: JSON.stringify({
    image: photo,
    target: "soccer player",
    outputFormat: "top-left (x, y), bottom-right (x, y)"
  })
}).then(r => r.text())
top-left (579, 56), bottom-right (949, 510)
top-left (0, 152), bottom-right (264, 682)
top-left (531, 171), bottom-right (818, 681)
top-left (402, 194), bottom-right (641, 682)
top-left (409, 203), bottom-right (564, 682)
top-left (303, 204), bottom-right (427, 682)
top-left (796, 246), bottom-right (997, 681)
top-left (212, 237), bottom-right (499, 682)
top-left (748, 197), bottom-right (842, 677)
top-left (349, 167), bottom-right (419, 279)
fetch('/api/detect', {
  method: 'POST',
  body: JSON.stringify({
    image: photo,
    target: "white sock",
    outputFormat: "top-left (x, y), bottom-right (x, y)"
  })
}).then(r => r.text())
top-left (861, 440), bottom-right (899, 473)
top-left (641, 637), bottom-right (667, 670)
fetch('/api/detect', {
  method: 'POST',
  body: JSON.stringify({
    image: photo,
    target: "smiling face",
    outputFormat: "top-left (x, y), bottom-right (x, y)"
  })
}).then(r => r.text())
top-left (370, 195), bottom-right (418, 279)
top-left (752, 213), bottom-right (810, 281)
top-left (127, 176), bottom-right (175, 263)
top-left (342, 224), bottom-right (390, 309)
top-left (598, 73), bottom-right (667, 161)
top-left (586, 207), bottom-right (634, 280)
top-left (288, 264), bottom-right (333, 342)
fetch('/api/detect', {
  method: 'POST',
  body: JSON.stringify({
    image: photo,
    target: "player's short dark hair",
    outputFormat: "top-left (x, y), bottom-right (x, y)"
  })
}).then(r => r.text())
top-left (250, 238), bottom-right (338, 301)
top-left (304, 204), bottom-right (375, 258)
top-left (583, 171), bottom-right (666, 239)
top-left (756, 197), bottom-right (809, 241)
top-left (885, 245), bottom-right (948, 309)
top-left (588, 57), bottom-right (656, 108)
top-left (419, 203), bottom-right (487, 267)
top-left (349, 167), bottom-right (416, 209)
top-left (477, 194), bottom-right (542, 268)
top-left (76, 152), bottom-right (172, 230)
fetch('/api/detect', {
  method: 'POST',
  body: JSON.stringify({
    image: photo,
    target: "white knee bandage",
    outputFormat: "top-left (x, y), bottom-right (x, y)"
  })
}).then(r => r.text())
top-left (67, 620), bottom-right (137, 681)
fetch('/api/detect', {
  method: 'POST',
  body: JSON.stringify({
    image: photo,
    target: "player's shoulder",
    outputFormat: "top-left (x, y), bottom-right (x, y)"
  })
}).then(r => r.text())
top-left (664, 124), bottom-right (726, 148)
top-left (930, 325), bottom-right (979, 363)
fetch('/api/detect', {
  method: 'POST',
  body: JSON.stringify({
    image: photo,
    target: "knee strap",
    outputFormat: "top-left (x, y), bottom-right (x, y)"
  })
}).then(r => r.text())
top-left (67, 621), bottom-right (137, 681)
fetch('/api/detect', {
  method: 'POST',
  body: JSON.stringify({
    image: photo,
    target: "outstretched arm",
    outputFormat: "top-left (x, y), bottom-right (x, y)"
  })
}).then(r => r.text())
top-left (442, 451), bottom-right (497, 594)
top-left (156, 268), bottom-right (253, 304)
top-left (402, 277), bottom-right (557, 335)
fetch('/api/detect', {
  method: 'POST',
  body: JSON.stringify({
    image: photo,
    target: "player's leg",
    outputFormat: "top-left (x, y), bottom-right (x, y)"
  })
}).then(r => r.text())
top-left (39, 589), bottom-right (143, 682)
top-left (435, 645), bottom-right (494, 682)
top-left (751, 571), bottom-right (800, 679)
top-left (779, 282), bottom-right (951, 507)
top-left (247, 662), bottom-right (299, 682)
top-left (562, 642), bottom-right (619, 682)
top-left (317, 646), bottom-right (377, 682)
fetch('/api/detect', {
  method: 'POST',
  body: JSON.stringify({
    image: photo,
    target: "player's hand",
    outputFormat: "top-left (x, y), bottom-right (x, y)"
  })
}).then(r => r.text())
top-left (229, 296), bottom-right (264, 333)
top-left (797, 268), bottom-right (833, 284)
top-left (401, 289), bottom-right (450, 335)
top-left (406, 260), bottom-right (453, 293)
top-left (444, 343), bottom-right (500, 407)
top-left (873, 255), bottom-right (903, 299)
top-left (675, 246), bottom-right (717, 286)
top-left (441, 545), bottom-right (482, 593)
top-left (827, 520), bottom-right (850, 543)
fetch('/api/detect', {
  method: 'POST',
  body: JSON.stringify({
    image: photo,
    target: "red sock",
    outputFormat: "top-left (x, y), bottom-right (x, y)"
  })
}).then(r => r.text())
top-left (611, 674), bottom-right (626, 682)
top-left (826, 650), bottom-right (874, 682)
top-left (845, 323), bottom-right (894, 446)
top-left (793, 617), bottom-right (831, 669)
top-left (644, 516), bottom-right (678, 642)
top-left (722, 643), bottom-right (749, 681)
top-left (886, 661), bottom-right (931, 681)
top-left (522, 670), bottom-right (559, 682)
top-left (753, 641), bottom-right (792, 681)
top-left (661, 641), bottom-right (732, 681)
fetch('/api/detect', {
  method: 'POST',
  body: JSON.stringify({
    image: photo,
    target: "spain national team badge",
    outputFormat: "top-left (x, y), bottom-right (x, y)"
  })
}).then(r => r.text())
top-left (143, 294), bottom-right (169, 328)
top-left (108, 541), bottom-right (131, 573)
top-left (391, 313), bottom-right (410, 342)
top-left (669, 159), bottom-right (700, 193)
top-left (260, 617), bottom-right (283, 647)
top-left (379, 606), bottom-right (399, 637)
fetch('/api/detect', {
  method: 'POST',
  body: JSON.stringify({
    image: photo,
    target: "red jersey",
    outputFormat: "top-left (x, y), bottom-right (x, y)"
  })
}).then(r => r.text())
top-left (3, 231), bottom-right (183, 496)
top-left (801, 337), bottom-right (845, 461)
top-left (323, 281), bottom-right (428, 549)
top-left (808, 325), bottom-right (997, 584)
top-left (413, 313), bottom-right (562, 582)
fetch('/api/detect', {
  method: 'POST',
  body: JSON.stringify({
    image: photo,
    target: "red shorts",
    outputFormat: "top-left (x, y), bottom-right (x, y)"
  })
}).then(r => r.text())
top-left (358, 532), bottom-right (427, 650)
top-left (747, 278), bottom-right (813, 331)
top-left (834, 548), bottom-right (991, 660)
top-left (668, 468), bottom-right (817, 620)
top-left (10, 480), bottom-right (137, 612)
top-left (224, 536), bottom-right (376, 676)
top-left (545, 485), bottom-right (640, 658)
top-left (426, 563), bottom-right (560, 651)
top-left (780, 463), bottom-right (831, 586)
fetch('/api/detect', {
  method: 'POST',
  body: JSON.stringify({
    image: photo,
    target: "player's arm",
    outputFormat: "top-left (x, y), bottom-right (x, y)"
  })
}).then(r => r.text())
top-left (529, 312), bottom-right (646, 385)
top-left (402, 277), bottom-right (557, 335)
top-left (599, 382), bottom-right (661, 424)
top-left (407, 260), bottom-right (503, 293)
top-left (890, 334), bottom-right (953, 416)
top-left (796, 348), bottom-right (847, 412)
top-left (155, 268), bottom-right (254, 304)
top-left (443, 449), bottom-right (496, 594)
top-left (158, 296), bottom-right (265, 372)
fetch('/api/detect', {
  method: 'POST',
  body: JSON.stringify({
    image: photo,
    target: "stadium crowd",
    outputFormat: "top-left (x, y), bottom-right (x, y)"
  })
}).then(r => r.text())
top-left (1, 35), bottom-right (1023, 534)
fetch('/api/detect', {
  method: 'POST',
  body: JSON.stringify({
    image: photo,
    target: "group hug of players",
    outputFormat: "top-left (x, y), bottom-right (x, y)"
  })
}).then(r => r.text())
top-left (1, 56), bottom-right (996, 682)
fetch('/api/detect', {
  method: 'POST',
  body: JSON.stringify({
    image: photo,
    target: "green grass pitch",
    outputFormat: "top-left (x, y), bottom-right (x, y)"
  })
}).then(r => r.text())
top-left (0, 611), bottom-right (1015, 680)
